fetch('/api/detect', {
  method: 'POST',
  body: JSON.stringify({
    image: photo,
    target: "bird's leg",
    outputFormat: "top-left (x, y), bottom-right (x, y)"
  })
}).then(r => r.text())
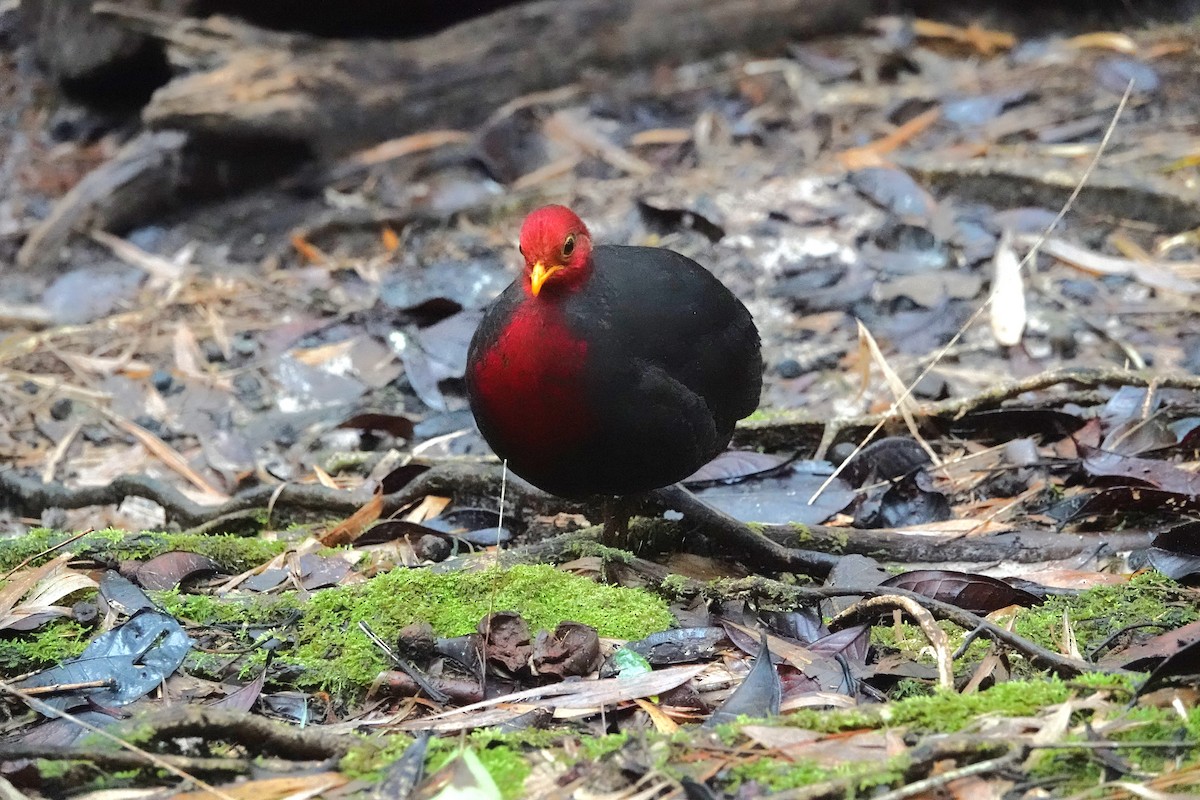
top-left (600, 495), bottom-right (635, 549)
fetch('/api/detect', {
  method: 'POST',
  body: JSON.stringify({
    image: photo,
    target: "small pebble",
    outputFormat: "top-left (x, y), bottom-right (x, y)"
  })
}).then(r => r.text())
top-left (50, 398), bottom-right (73, 420)
top-left (415, 534), bottom-right (451, 562)
top-left (776, 358), bottom-right (803, 379)
top-left (233, 332), bottom-right (258, 357)
top-left (133, 416), bottom-right (165, 437)
top-left (202, 339), bottom-right (226, 363)
top-left (151, 369), bottom-right (173, 393)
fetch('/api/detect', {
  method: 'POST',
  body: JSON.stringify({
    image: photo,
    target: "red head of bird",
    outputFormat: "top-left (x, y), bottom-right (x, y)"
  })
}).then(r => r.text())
top-left (518, 204), bottom-right (593, 297)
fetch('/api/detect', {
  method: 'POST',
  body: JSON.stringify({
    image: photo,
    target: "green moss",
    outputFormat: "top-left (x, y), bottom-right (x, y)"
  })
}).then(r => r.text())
top-left (727, 752), bottom-right (907, 793)
top-left (0, 619), bottom-right (90, 674)
top-left (580, 733), bottom-right (629, 760)
top-left (0, 529), bottom-right (286, 573)
top-left (290, 565), bottom-right (673, 696)
top-left (343, 733), bottom-right (535, 799)
top-left (427, 742), bottom-right (530, 800)
top-left (153, 588), bottom-right (300, 626)
top-left (1013, 572), bottom-right (1197, 655)
top-left (1027, 703), bottom-right (1200, 794)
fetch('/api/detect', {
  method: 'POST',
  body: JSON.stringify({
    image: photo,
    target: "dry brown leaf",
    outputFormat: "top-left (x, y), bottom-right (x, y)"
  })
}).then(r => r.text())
top-left (403, 494), bottom-right (451, 524)
top-left (311, 464), bottom-right (339, 490)
top-left (837, 106), bottom-right (941, 169)
top-left (290, 234), bottom-right (328, 265)
top-left (381, 225), bottom-right (401, 253)
top-left (630, 128), bottom-right (692, 147)
top-left (911, 18), bottom-right (1015, 54)
top-left (402, 663), bottom-right (708, 733)
top-left (91, 229), bottom-right (187, 284)
top-left (349, 130), bottom-right (473, 167)
top-left (0, 554), bottom-right (74, 618)
top-left (545, 110), bottom-right (656, 176)
top-left (1029, 236), bottom-right (1200, 295)
top-left (168, 772), bottom-right (348, 800)
top-left (290, 338), bottom-right (357, 368)
top-left (319, 490), bottom-right (384, 547)
top-left (632, 698), bottom-right (680, 734)
top-left (1064, 31), bottom-right (1139, 53)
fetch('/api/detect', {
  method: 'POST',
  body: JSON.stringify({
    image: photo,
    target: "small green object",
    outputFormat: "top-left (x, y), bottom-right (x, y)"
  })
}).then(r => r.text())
top-left (611, 646), bottom-right (652, 677)
top-left (431, 748), bottom-right (502, 800)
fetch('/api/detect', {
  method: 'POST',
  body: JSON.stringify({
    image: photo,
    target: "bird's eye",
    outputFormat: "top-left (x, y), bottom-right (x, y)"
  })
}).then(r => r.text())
top-left (562, 235), bottom-right (575, 258)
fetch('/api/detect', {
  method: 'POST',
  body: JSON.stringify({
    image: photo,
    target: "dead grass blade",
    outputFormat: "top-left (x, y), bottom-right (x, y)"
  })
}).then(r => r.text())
top-left (100, 409), bottom-right (227, 500)
top-left (856, 320), bottom-right (940, 466)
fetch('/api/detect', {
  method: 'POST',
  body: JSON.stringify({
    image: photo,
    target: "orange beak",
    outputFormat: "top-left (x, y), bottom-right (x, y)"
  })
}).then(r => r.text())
top-left (529, 262), bottom-right (563, 296)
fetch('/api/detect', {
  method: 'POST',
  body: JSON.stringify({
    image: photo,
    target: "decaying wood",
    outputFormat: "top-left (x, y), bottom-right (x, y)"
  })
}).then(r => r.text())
top-left (125, 0), bottom-right (870, 161)
top-left (16, 130), bottom-right (187, 267)
top-left (897, 153), bottom-right (1200, 232)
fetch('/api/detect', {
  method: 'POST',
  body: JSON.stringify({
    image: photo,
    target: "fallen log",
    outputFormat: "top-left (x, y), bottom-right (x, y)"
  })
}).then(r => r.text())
top-left (133, 0), bottom-right (870, 161)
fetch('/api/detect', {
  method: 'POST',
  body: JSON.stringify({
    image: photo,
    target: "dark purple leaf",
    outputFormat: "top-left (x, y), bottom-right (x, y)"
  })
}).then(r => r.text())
top-left (1081, 444), bottom-right (1200, 496)
top-left (210, 666), bottom-right (267, 712)
top-left (1139, 635), bottom-right (1200, 696)
top-left (98, 571), bottom-right (156, 615)
top-left (1068, 486), bottom-right (1200, 522)
top-left (337, 412), bottom-right (415, 439)
top-left (705, 633), bottom-right (780, 727)
top-left (1105, 620), bottom-right (1200, 671)
top-left (951, 408), bottom-right (1086, 443)
top-left (809, 625), bottom-right (870, 665)
top-left (840, 437), bottom-right (931, 487)
top-left (380, 463), bottom-right (431, 494)
top-left (854, 471), bottom-right (950, 529)
top-left (881, 570), bottom-right (1041, 614)
top-left (757, 607), bottom-right (825, 644)
top-left (133, 552), bottom-right (222, 591)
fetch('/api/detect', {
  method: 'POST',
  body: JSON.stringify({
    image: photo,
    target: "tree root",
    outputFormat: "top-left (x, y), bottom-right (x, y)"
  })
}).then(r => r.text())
top-left (0, 462), bottom-right (571, 531)
top-left (114, 706), bottom-right (353, 761)
top-left (0, 744), bottom-right (253, 775)
top-left (705, 575), bottom-right (1100, 678)
top-left (735, 365), bottom-right (1200, 451)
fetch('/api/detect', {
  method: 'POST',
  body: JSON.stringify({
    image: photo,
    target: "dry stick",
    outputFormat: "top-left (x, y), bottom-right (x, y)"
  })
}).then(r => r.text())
top-left (0, 681), bottom-right (237, 800)
top-left (867, 751), bottom-right (1023, 800)
top-left (808, 79), bottom-right (1137, 505)
top-left (0, 744), bottom-right (251, 775)
top-left (835, 595), bottom-right (953, 689)
top-left (709, 576), bottom-right (1098, 677)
